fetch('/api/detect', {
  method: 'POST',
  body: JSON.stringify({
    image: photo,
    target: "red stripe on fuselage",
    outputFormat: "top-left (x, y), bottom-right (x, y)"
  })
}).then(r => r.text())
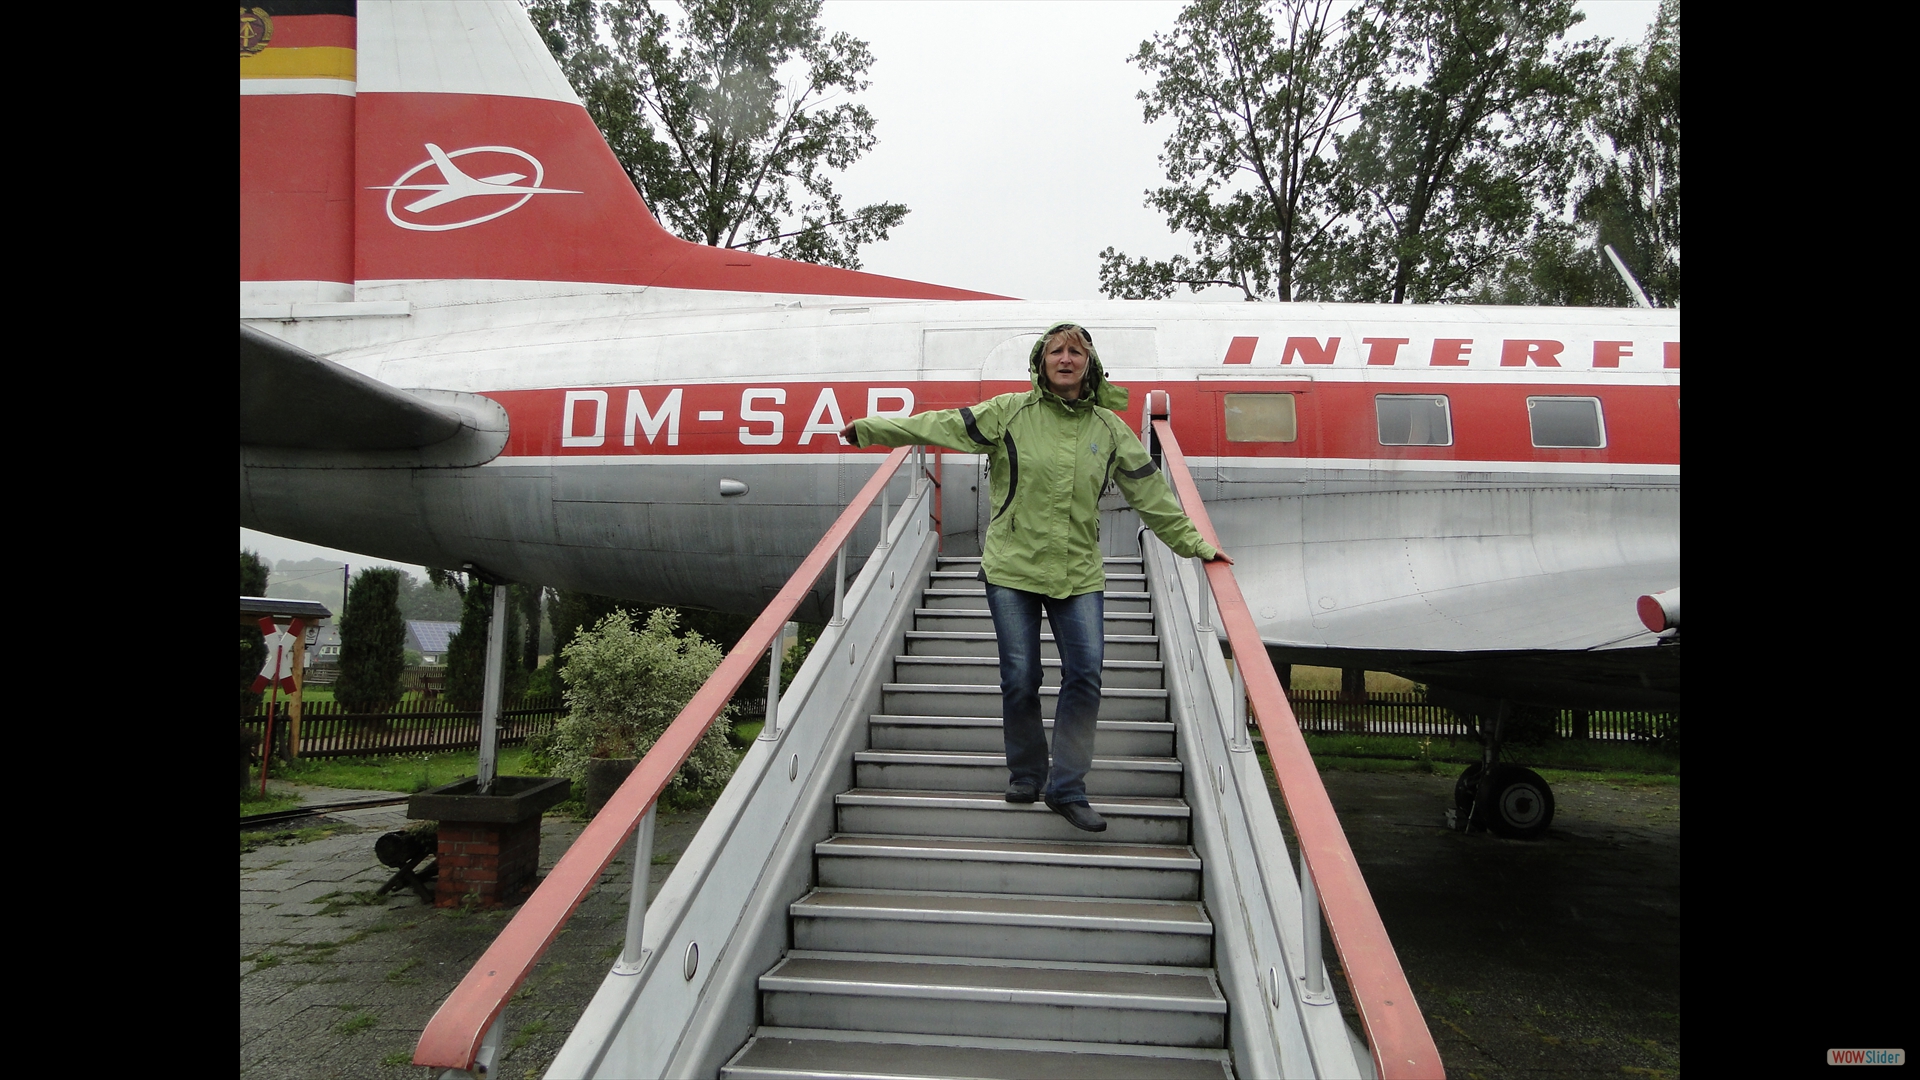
top-left (482, 379), bottom-right (1680, 465)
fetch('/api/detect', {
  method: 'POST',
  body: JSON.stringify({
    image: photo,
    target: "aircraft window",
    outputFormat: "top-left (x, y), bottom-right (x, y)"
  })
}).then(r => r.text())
top-left (1223, 394), bottom-right (1297, 442)
top-left (1375, 395), bottom-right (1452, 446)
top-left (1527, 397), bottom-right (1606, 448)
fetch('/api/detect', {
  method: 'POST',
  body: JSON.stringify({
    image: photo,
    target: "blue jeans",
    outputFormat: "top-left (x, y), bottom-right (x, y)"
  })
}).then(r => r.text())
top-left (985, 584), bottom-right (1105, 806)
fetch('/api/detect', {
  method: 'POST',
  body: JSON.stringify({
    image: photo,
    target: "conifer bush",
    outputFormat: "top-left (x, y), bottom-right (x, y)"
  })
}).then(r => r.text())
top-left (336, 567), bottom-right (408, 713)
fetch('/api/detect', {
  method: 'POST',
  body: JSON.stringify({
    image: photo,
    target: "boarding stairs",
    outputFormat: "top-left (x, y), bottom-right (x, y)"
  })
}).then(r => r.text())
top-left (415, 431), bottom-right (1442, 1080)
top-left (723, 556), bottom-right (1231, 1078)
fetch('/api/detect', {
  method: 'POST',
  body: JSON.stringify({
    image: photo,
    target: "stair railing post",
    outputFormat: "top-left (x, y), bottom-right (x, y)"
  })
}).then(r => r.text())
top-left (758, 633), bottom-right (782, 742)
top-left (829, 541), bottom-right (848, 627)
top-left (612, 803), bottom-right (658, 975)
top-left (1231, 651), bottom-right (1251, 753)
top-left (879, 481), bottom-right (891, 550)
top-left (1194, 558), bottom-right (1214, 635)
top-left (1300, 849), bottom-right (1334, 1004)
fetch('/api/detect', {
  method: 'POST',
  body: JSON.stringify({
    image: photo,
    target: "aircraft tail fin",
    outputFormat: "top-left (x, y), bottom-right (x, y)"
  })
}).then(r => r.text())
top-left (241, 1), bottom-right (999, 304)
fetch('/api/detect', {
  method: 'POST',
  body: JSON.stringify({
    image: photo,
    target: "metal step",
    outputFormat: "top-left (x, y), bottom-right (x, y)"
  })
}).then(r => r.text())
top-left (791, 888), bottom-right (1213, 966)
top-left (725, 555), bottom-right (1244, 1079)
top-left (912, 608), bottom-right (1156, 634)
top-left (868, 715), bottom-right (1175, 757)
top-left (922, 588), bottom-right (1153, 613)
top-left (757, 951), bottom-right (1227, 1048)
top-left (893, 654), bottom-right (1164, 690)
top-left (835, 789), bottom-right (1191, 845)
top-left (814, 834), bottom-right (1202, 900)
top-left (854, 749), bottom-right (1182, 798)
top-left (722, 1027), bottom-right (1233, 1080)
top-left (936, 556), bottom-right (1144, 568)
top-left (883, 683), bottom-right (1168, 721)
top-left (904, 630), bottom-right (1160, 662)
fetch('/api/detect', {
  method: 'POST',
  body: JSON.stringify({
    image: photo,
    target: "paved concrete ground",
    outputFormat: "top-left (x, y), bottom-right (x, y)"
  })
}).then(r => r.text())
top-left (1291, 769), bottom-right (1681, 1080)
top-left (241, 770), bottom-right (1678, 1080)
top-left (240, 782), bottom-right (710, 1079)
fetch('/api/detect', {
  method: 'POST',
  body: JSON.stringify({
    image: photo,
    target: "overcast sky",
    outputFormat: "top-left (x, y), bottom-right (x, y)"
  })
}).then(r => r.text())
top-left (820, 0), bottom-right (1660, 301)
top-left (241, 0), bottom-right (1660, 581)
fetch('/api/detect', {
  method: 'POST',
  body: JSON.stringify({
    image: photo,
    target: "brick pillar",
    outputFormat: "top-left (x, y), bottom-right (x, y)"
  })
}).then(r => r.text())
top-left (434, 817), bottom-right (543, 909)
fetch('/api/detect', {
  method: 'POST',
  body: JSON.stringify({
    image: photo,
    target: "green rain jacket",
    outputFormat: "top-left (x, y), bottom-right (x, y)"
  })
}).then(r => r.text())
top-left (848, 323), bottom-right (1218, 598)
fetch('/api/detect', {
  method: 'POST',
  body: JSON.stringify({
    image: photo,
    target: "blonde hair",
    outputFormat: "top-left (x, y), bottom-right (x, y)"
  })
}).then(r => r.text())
top-left (1045, 325), bottom-right (1091, 356)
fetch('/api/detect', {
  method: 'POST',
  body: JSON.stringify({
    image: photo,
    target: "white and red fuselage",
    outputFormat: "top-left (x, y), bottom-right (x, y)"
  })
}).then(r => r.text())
top-left (241, 2), bottom-right (1677, 708)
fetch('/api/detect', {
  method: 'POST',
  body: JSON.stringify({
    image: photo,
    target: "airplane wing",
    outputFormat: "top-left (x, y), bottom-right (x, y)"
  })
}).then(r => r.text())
top-left (240, 324), bottom-right (467, 450)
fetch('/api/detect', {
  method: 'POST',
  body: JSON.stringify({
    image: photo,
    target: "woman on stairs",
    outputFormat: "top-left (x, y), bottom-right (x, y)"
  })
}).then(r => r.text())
top-left (841, 322), bottom-right (1231, 832)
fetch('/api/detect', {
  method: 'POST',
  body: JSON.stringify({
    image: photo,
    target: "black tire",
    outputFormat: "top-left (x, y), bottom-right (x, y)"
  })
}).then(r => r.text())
top-left (1483, 764), bottom-right (1554, 839)
top-left (1454, 764), bottom-right (1483, 810)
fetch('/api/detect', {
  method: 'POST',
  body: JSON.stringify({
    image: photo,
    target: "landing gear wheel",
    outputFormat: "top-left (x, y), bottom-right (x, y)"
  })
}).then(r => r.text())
top-left (1483, 765), bottom-right (1554, 839)
top-left (1454, 764), bottom-right (1483, 811)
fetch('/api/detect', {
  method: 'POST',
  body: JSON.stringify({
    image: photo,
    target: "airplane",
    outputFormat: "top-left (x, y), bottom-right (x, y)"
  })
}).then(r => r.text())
top-left (241, 0), bottom-right (1678, 838)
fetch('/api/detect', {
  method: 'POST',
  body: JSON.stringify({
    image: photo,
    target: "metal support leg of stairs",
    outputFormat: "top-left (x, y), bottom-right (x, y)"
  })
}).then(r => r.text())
top-left (723, 556), bottom-right (1236, 1079)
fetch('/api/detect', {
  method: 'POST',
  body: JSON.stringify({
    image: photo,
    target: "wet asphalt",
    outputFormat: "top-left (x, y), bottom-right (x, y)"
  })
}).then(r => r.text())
top-left (1296, 769), bottom-right (1681, 1079)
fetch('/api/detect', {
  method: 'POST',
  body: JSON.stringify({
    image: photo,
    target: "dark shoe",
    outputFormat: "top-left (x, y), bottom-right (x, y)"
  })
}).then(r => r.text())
top-left (1048, 800), bottom-right (1106, 832)
top-left (1005, 779), bottom-right (1039, 803)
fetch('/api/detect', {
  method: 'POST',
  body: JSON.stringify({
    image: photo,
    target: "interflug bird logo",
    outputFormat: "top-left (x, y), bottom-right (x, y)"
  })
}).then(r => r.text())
top-left (370, 144), bottom-right (583, 232)
top-left (239, 8), bottom-right (272, 55)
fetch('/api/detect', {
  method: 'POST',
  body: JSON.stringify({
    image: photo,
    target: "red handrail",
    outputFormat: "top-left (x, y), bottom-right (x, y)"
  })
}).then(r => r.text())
top-left (414, 446), bottom-right (915, 1073)
top-left (1153, 419), bottom-right (1443, 1080)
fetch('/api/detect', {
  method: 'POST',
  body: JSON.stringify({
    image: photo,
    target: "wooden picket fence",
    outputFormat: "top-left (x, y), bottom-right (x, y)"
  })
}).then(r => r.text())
top-left (1283, 689), bottom-right (1677, 742)
top-left (244, 695), bottom-right (565, 759)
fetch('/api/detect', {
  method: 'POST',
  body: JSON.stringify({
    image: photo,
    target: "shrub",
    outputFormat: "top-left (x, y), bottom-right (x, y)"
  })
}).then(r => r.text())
top-left (548, 609), bottom-right (736, 799)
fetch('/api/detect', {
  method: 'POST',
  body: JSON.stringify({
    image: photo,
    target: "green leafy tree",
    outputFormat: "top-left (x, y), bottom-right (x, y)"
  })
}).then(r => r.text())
top-left (1100, 0), bottom-right (1375, 302)
top-left (1466, 1), bottom-right (1677, 307)
top-left (515, 583), bottom-right (544, 675)
top-left (1574, 0), bottom-right (1677, 305)
top-left (240, 550), bottom-right (270, 716)
top-left (335, 568), bottom-right (408, 713)
top-left (548, 608), bottom-right (738, 799)
top-left (397, 571), bottom-right (464, 622)
top-left (529, 0), bottom-right (908, 269)
top-left (1323, 0), bottom-right (1605, 304)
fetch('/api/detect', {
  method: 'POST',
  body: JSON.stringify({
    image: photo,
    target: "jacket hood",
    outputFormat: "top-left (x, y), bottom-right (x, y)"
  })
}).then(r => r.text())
top-left (1029, 322), bottom-right (1130, 412)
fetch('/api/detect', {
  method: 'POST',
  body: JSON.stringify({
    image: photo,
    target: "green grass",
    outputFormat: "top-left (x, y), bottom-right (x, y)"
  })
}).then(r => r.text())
top-left (1285, 665), bottom-right (1421, 693)
top-left (335, 1011), bottom-right (378, 1034)
top-left (240, 788), bottom-right (303, 817)
top-left (262, 687), bottom-right (449, 707)
top-left (505, 1019), bottom-right (549, 1059)
top-left (267, 746), bottom-right (538, 793)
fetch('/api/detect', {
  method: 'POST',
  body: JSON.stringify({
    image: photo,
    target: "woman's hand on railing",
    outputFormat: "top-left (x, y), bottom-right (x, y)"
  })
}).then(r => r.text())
top-left (1206, 549), bottom-right (1235, 566)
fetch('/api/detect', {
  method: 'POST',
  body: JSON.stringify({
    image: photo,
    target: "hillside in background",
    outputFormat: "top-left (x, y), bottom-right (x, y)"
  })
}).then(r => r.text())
top-left (259, 559), bottom-right (465, 622)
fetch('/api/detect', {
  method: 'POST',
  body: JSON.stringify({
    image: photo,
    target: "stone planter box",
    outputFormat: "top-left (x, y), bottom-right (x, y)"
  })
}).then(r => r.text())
top-left (406, 775), bottom-right (571, 824)
top-left (406, 776), bottom-right (571, 908)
